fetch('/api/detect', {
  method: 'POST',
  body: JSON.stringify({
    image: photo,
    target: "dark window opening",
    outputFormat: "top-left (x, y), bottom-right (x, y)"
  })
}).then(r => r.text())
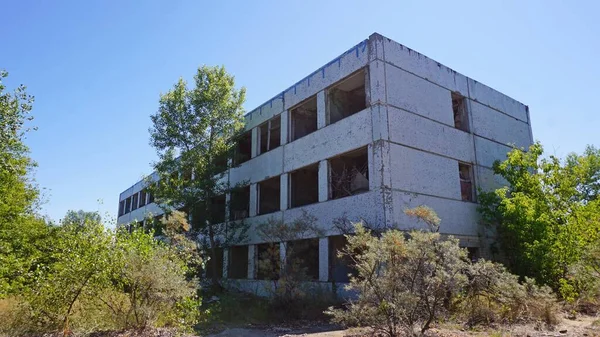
top-left (257, 243), bottom-right (280, 280)
top-left (258, 176), bottom-right (280, 215)
top-left (286, 238), bottom-right (319, 281)
top-left (139, 190), bottom-right (147, 207)
top-left (118, 200), bottom-right (125, 216)
top-left (467, 247), bottom-right (480, 263)
top-left (329, 147), bottom-right (369, 200)
top-left (131, 193), bottom-right (139, 211)
top-left (329, 235), bottom-right (357, 282)
top-left (459, 163), bottom-right (475, 202)
top-left (211, 194), bottom-right (226, 224)
top-left (233, 132), bottom-right (252, 166)
top-left (213, 151), bottom-right (229, 173)
top-left (327, 69), bottom-right (367, 125)
top-left (230, 186), bottom-right (250, 220)
top-left (290, 163), bottom-right (319, 208)
top-left (452, 92), bottom-right (469, 132)
top-left (290, 96), bottom-right (318, 141)
top-left (124, 197), bottom-right (132, 214)
top-left (148, 191), bottom-right (155, 204)
top-left (228, 245), bottom-right (249, 279)
top-left (259, 115), bottom-right (281, 155)
top-left (205, 248), bottom-right (224, 280)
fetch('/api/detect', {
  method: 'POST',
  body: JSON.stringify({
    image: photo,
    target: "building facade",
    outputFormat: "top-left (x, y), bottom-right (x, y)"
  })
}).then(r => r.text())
top-left (117, 33), bottom-right (533, 289)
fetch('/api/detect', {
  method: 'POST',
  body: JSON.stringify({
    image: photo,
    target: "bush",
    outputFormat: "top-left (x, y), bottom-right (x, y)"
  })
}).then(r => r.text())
top-left (326, 222), bottom-right (469, 337)
top-left (0, 217), bottom-right (201, 336)
top-left (455, 259), bottom-right (559, 328)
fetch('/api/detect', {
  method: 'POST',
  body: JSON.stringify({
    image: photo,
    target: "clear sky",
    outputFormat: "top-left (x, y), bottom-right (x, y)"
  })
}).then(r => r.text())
top-left (1, 0), bottom-right (598, 225)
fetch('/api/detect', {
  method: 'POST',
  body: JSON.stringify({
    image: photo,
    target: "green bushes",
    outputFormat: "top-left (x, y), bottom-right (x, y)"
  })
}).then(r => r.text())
top-left (327, 207), bottom-right (560, 337)
top-left (0, 214), bottom-right (201, 336)
top-left (456, 260), bottom-right (559, 327)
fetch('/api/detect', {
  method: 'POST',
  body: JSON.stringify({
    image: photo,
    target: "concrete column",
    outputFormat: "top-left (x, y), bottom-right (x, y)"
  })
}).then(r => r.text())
top-left (251, 127), bottom-right (259, 158)
top-left (280, 173), bottom-right (288, 210)
top-left (318, 160), bottom-right (329, 202)
top-left (319, 237), bottom-right (329, 282)
top-left (249, 183), bottom-right (257, 217)
top-left (225, 193), bottom-right (231, 222)
top-left (317, 90), bottom-right (327, 128)
top-left (279, 242), bottom-right (287, 273)
top-left (222, 248), bottom-right (229, 279)
top-left (247, 245), bottom-right (256, 279)
top-left (280, 110), bottom-right (289, 145)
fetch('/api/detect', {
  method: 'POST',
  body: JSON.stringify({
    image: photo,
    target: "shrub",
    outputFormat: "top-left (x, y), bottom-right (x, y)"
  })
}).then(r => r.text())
top-left (455, 259), bottom-right (559, 327)
top-left (326, 222), bottom-right (468, 337)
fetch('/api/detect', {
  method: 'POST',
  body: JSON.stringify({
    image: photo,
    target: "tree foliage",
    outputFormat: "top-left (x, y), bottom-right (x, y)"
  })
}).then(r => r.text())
top-left (478, 142), bottom-right (600, 289)
top-left (148, 65), bottom-right (248, 288)
top-left (0, 70), bottom-right (48, 297)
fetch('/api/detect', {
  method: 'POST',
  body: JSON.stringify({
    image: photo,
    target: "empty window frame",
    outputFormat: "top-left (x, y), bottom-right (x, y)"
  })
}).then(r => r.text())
top-left (230, 186), bottom-right (250, 220)
top-left (131, 193), bottom-right (139, 211)
top-left (139, 189), bottom-right (147, 207)
top-left (233, 131), bottom-right (252, 166)
top-left (327, 69), bottom-right (367, 125)
top-left (329, 147), bottom-right (369, 200)
top-left (258, 176), bottom-right (281, 215)
top-left (290, 95), bottom-right (318, 141)
top-left (257, 243), bottom-right (280, 280)
top-left (211, 194), bottom-right (226, 224)
top-left (205, 248), bottom-right (224, 280)
top-left (459, 163), bottom-right (475, 202)
top-left (286, 238), bottom-right (319, 280)
top-left (148, 191), bottom-right (155, 204)
top-left (258, 115), bottom-right (281, 155)
top-left (118, 200), bottom-right (125, 216)
top-left (289, 163), bottom-right (319, 208)
top-left (124, 197), bottom-right (132, 214)
top-left (452, 92), bottom-right (469, 132)
top-left (228, 245), bottom-right (249, 279)
top-left (329, 235), bottom-right (357, 282)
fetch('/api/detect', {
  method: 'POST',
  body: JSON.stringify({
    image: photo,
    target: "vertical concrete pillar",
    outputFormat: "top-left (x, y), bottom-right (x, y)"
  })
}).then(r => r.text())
top-left (318, 160), bottom-right (329, 202)
top-left (251, 127), bottom-right (258, 158)
top-left (317, 90), bottom-right (326, 129)
top-left (224, 193), bottom-right (231, 222)
top-left (247, 245), bottom-right (256, 279)
top-left (319, 237), bottom-right (329, 282)
top-left (249, 183), bottom-right (257, 217)
top-left (280, 110), bottom-right (289, 145)
top-left (222, 248), bottom-right (229, 279)
top-left (279, 242), bottom-right (287, 273)
top-left (280, 173), bottom-right (288, 210)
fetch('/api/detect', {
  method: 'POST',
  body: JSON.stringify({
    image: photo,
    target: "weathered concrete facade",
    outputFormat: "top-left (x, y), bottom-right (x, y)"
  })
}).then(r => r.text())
top-left (117, 33), bottom-right (532, 290)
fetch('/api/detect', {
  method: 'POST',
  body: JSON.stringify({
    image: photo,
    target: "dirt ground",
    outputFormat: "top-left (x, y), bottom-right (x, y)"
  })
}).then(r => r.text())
top-left (207, 314), bottom-right (600, 337)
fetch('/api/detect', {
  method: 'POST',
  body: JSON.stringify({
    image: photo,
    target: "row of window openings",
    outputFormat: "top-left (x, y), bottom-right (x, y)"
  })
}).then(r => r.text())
top-left (233, 68), bottom-right (369, 166)
top-left (120, 157), bottom-right (474, 219)
top-left (207, 237), bottom-right (482, 282)
top-left (118, 189), bottom-right (155, 217)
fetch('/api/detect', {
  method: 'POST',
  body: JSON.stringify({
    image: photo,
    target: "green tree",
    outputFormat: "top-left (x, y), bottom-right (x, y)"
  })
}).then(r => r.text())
top-left (478, 142), bottom-right (600, 289)
top-left (0, 70), bottom-right (51, 296)
top-left (148, 65), bottom-right (247, 288)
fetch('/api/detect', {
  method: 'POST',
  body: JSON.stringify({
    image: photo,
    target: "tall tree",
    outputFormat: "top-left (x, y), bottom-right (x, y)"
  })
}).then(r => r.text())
top-left (148, 65), bottom-right (247, 288)
top-left (0, 70), bottom-right (51, 296)
top-left (479, 142), bottom-right (600, 290)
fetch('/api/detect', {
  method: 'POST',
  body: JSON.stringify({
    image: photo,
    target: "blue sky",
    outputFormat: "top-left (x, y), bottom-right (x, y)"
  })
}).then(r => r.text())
top-left (1, 0), bottom-right (598, 224)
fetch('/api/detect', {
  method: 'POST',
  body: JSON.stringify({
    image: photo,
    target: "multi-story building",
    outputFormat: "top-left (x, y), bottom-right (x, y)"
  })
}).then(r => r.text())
top-left (117, 33), bottom-right (533, 289)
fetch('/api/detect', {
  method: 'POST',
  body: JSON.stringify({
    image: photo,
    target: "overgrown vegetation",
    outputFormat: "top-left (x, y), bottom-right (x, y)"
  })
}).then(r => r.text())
top-left (479, 143), bottom-right (600, 292)
top-left (327, 207), bottom-right (559, 337)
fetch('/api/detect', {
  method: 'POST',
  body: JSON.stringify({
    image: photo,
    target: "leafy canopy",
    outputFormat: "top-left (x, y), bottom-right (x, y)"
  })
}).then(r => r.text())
top-left (479, 142), bottom-right (600, 289)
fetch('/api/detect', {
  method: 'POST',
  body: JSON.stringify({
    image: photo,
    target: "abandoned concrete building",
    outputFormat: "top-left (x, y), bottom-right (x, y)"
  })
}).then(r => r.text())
top-left (117, 33), bottom-right (533, 291)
